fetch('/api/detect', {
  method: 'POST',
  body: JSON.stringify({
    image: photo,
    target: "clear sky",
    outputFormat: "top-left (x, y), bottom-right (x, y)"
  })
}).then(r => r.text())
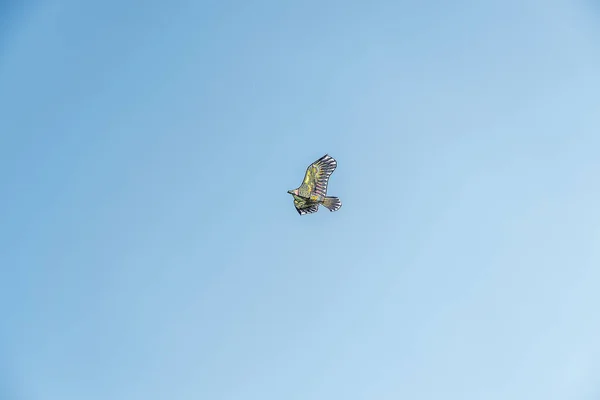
top-left (2, 0), bottom-right (600, 399)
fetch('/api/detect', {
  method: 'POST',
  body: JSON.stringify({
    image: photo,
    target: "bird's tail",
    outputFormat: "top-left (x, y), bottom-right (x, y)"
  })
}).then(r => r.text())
top-left (322, 196), bottom-right (342, 212)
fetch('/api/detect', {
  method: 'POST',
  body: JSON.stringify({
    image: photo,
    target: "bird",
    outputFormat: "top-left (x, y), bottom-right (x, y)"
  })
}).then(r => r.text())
top-left (287, 154), bottom-right (342, 215)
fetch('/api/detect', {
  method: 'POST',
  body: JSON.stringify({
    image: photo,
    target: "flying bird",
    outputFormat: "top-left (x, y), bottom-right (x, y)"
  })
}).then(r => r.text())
top-left (287, 154), bottom-right (342, 215)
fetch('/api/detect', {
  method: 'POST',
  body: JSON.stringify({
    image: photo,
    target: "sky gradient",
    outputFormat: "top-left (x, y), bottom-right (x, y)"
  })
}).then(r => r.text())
top-left (2, 0), bottom-right (600, 399)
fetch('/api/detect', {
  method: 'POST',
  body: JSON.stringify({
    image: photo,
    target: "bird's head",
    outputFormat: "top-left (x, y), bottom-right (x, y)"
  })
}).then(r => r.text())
top-left (287, 189), bottom-right (298, 195)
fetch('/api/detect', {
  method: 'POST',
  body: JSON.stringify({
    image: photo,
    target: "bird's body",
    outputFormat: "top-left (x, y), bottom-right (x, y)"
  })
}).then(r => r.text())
top-left (287, 154), bottom-right (342, 215)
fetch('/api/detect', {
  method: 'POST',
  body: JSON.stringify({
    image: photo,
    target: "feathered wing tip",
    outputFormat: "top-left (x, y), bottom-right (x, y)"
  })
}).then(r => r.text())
top-left (322, 196), bottom-right (342, 212)
top-left (297, 204), bottom-right (319, 215)
top-left (315, 154), bottom-right (337, 174)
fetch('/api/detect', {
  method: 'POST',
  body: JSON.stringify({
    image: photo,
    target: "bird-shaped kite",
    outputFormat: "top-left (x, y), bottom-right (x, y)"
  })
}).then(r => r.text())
top-left (287, 154), bottom-right (342, 215)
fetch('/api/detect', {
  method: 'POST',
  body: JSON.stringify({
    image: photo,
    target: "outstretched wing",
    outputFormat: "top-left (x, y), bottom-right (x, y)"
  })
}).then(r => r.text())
top-left (294, 199), bottom-right (319, 215)
top-left (298, 154), bottom-right (337, 197)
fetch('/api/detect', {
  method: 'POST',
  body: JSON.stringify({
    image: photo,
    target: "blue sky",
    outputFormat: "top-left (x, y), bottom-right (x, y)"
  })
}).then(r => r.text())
top-left (1, 0), bottom-right (600, 399)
